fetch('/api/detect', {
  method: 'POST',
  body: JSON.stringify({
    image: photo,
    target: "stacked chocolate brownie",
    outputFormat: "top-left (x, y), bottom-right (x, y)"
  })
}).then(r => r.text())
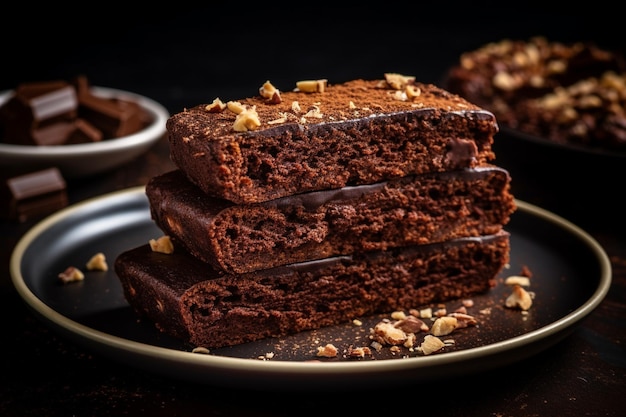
top-left (114, 74), bottom-right (516, 349)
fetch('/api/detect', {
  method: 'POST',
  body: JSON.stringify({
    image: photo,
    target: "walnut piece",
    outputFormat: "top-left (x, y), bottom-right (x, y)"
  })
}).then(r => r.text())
top-left (384, 73), bottom-right (416, 90)
top-left (418, 335), bottom-right (445, 355)
top-left (372, 321), bottom-right (408, 345)
top-left (86, 252), bottom-right (108, 271)
top-left (259, 80), bottom-right (282, 104)
top-left (58, 266), bottom-right (85, 284)
top-left (226, 101), bottom-right (245, 115)
top-left (316, 343), bottom-right (338, 358)
top-left (296, 79), bottom-right (328, 93)
top-left (505, 275), bottom-right (531, 287)
top-left (447, 312), bottom-right (478, 329)
top-left (149, 235), bottom-right (174, 254)
top-left (348, 346), bottom-right (372, 358)
top-left (430, 316), bottom-right (458, 336)
top-left (232, 106), bottom-right (261, 132)
top-left (205, 98), bottom-right (227, 113)
top-left (505, 284), bottom-right (533, 310)
top-left (394, 315), bottom-right (429, 334)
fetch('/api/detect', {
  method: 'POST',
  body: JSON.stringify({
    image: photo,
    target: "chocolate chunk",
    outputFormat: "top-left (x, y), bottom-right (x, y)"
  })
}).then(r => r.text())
top-left (65, 118), bottom-right (103, 144)
top-left (78, 94), bottom-right (145, 138)
top-left (0, 76), bottom-right (148, 146)
top-left (0, 81), bottom-right (78, 146)
top-left (0, 167), bottom-right (68, 222)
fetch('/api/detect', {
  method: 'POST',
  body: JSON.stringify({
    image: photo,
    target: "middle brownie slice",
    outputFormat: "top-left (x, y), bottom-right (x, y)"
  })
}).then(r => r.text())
top-left (146, 167), bottom-right (515, 274)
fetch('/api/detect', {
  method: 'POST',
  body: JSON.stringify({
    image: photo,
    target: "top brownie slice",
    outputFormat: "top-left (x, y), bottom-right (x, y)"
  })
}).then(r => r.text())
top-left (167, 75), bottom-right (498, 203)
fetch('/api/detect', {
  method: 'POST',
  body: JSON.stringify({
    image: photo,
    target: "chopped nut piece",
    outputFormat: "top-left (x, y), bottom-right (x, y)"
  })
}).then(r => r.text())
top-left (149, 235), bottom-right (174, 254)
top-left (403, 332), bottom-right (417, 348)
top-left (348, 346), bottom-right (372, 358)
top-left (369, 340), bottom-right (383, 352)
top-left (462, 299), bottom-right (474, 308)
top-left (267, 116), bottom-right (287, 125)
top-left (505, 284), bottom-right (533, 310)
top-left (192, 347), bottom-right (210, 354)
top-left (259, 80), bottom-right (282, 104)
top-left (389, 346), bottom-right (402, 354)
top-left (430, 316), bottom-right (458, 336)
top-left (58, 266), bottom-right (85, 284)
top-left (394, 315), bottom-right (429, 334)
top-left (303, 105), bottom-right (323, 119)
top-left (493, 71), bottom-right (521, 91)
top-left (419, 335), bottom-right (445, 355)
top-left (316, 343), bottom-right (338, 358)
top-left (384, 73), bottom-right (416, 90)
top-left (448, 312), bottom-right (478, 328)
top-left (390, 90), bottom-right (407, 101)
top-left (205, 98), bottom-right (227, 113)
top-left (296, 79), bottom-right (328, 93)
top-left (233, 106), bottom-right (261, 132)
top-left (390, 310), bottom-right (407, 320)
top-left (226, 101), bottom-right (246, 115)
top-left (372, 321), bottom-right (407, 345)
top-left (505, 275), bottom-right (531, 287)
top-left (86, 252), bottom-right (108, 271)
top-left (419, 308), bottom-right (433, 318)
top-left (406, 85), bottom-right (421, 99)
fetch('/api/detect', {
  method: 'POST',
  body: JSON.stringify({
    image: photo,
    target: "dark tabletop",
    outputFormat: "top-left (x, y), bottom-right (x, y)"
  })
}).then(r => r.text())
top-left (2, 6), bottom-right (625, 416)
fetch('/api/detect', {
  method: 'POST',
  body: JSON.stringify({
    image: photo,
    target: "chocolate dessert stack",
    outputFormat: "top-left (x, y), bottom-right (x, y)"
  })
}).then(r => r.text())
top-left (114, 74), bottom-right (516, 349)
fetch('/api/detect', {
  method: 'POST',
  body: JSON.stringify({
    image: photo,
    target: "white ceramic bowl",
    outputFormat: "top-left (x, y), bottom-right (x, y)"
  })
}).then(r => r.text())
top-left (0, 86), bottom-right (169, 179)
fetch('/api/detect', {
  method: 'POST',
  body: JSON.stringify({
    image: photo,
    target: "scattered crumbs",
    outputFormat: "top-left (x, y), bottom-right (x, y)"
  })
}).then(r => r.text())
top-left (257, 352), bottom-right (275, 360)
top-left (348, 346), bottom-right (372, 358)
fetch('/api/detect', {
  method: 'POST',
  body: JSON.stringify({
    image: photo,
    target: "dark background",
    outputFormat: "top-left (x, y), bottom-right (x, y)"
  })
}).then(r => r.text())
top-left (3, 6), bottom-right (623, 116)
top-left (2, 6), bottom-right (625, 417)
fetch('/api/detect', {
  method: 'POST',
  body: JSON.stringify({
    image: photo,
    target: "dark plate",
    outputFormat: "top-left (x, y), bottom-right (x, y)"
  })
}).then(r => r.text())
top-left (10, 187), bottom-right (611, 390)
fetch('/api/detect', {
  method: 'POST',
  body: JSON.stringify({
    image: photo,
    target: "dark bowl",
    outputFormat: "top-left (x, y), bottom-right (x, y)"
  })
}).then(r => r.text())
top-left (491, 125), bottom-right (625, 230)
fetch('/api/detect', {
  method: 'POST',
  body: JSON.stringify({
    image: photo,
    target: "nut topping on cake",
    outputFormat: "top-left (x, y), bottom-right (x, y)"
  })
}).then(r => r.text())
top-left (205, 98), bottom-right (227, 113)
top-left (296, 79), bottom-right (328, 93)
top-left (383, 73), bottom-right (416, 90)
top-left (259, 81), bottom-right (282, 104)
top-left (232, 106), bottom-right (261, 132)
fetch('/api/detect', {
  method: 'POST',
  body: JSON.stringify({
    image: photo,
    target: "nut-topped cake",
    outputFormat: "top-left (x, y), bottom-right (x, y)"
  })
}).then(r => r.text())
top-left (167, 74), bottom-right (499, 203)
top-left (115, 74), bottom-right (515, 351)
